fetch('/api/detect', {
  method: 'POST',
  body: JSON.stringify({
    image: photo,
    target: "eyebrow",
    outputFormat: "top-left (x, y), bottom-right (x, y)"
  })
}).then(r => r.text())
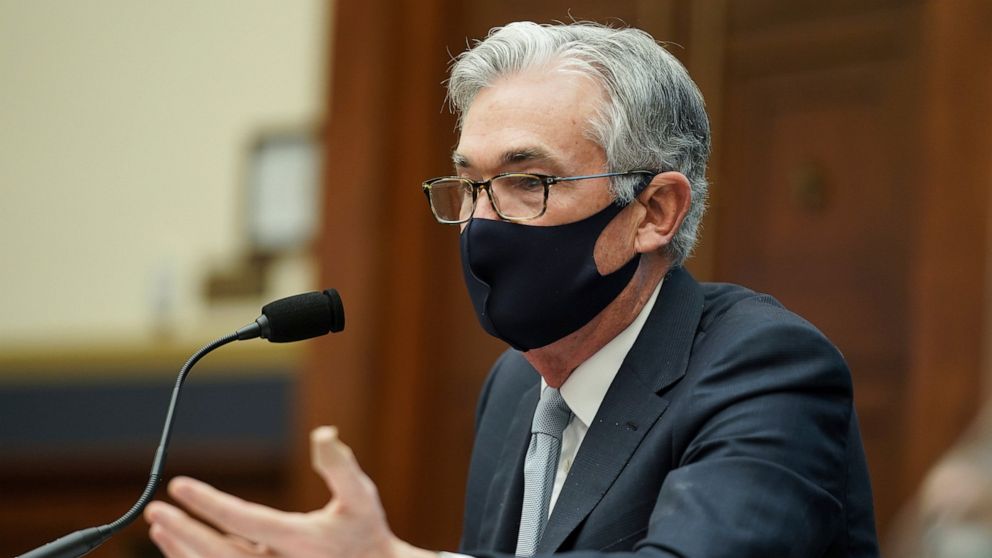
top-left (452, 147), bottom-right (556, 171)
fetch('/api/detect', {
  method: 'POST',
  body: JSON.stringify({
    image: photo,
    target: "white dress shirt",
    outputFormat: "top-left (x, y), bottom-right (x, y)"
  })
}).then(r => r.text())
top-left (441, 280), bottom-right (663, 557)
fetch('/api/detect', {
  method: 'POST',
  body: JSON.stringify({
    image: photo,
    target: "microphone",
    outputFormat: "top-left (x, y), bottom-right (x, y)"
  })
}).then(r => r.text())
top-left (236, 288), bottom-right (345, 342)
top-left (17, 289), bottom-right (345, 558)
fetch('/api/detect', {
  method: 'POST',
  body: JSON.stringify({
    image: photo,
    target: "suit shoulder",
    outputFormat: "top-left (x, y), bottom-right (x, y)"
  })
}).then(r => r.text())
top-left (694, 281), bottom-right (851, 391)
top-left (487, 349), bottom-right (540, 395)
top-left (475, 349), bottom-right (540, 423)
top-left (700, 282), bottom-right (829, 339)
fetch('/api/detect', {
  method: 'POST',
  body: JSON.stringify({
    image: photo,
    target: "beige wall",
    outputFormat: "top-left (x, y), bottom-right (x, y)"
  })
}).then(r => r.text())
top-left (0, 1), bottom-right (330, 352)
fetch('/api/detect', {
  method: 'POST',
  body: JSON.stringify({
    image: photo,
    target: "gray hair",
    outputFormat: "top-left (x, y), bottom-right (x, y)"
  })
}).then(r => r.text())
top-left (447, 21), bottom-right (711, 266)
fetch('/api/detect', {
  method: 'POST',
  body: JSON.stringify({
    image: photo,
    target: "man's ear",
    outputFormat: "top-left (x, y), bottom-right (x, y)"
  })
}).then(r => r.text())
top-left (633, 171), bottom-right (692, 255)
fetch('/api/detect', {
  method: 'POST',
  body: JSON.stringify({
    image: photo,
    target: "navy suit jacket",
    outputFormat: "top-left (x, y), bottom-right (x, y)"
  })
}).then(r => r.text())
top-left (459, 267), bottom-right (879, 557)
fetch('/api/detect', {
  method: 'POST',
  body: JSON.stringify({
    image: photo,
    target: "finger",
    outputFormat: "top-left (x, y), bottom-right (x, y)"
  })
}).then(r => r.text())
top-left (150, 525), bottom-right (271, 558)
top-left (146, 500), bottom-right (252, 558)
top-left (228, 533), bottom-right (274, 556)
top-left (149, 522), bottom-right (196, 558)
top-left (310, 426), bottom-right (374, 510)
top-left (166, 477), bottom-right (296, 548)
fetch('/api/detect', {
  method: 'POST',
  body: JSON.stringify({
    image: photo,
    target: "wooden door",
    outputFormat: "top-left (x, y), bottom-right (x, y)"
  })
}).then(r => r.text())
top-left (716, 0), bottom-right (921, 531)
top-left (713, 0), bottom-right (992, 533)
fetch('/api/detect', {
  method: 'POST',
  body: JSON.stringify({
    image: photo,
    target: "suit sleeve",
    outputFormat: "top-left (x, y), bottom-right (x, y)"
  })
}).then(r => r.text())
top-left (632, 308), bottom-right (854, 557)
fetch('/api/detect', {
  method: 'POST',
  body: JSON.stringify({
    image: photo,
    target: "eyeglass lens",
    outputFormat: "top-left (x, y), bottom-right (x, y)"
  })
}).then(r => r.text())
top-left (428, 180), bottom-right (476, 222)
top-left (429, 175), bottom-right (546, 222)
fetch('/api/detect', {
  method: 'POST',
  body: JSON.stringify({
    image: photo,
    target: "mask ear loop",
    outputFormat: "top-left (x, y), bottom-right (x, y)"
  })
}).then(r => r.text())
top-left (617, 171), bottom-right (660, 206)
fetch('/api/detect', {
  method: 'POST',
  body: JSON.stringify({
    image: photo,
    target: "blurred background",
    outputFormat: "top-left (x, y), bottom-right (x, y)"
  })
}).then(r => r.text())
top-left (1, 0), bottom-right (990, 556)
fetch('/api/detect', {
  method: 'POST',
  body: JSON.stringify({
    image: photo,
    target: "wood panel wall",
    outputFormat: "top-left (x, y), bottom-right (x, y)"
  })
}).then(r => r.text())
top-left (713, 0), bottom-right (992, 533)
top-left (903, 0), bottom-right (992, 505)
top-left (715, 0), bottom-right (923, 530)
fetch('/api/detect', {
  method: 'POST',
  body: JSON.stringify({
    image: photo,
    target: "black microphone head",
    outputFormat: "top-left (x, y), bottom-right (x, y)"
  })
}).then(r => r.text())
top-left (259, 288), bottom-right (345, 343)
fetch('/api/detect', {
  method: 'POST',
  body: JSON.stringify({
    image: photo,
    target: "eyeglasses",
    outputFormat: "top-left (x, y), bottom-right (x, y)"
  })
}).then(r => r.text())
top-left (421, 170), bottom-right (656, 224)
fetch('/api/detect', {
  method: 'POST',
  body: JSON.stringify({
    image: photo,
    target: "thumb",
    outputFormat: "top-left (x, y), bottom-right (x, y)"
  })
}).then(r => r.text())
top-left (310, 426), bottom-right (374, 511)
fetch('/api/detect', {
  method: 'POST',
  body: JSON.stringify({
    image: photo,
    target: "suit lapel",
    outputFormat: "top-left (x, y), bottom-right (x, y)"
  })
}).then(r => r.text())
top-left (538, 267), bottom-right (704, 553)
top-left (479, 381), bottom-right (539, 553)
top-left (538, 365), bottom-right (669, 553)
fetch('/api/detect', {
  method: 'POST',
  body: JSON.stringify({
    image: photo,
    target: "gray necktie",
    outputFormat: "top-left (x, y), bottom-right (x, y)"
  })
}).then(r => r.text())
top-left (515, 387), bottom-right (573, 557)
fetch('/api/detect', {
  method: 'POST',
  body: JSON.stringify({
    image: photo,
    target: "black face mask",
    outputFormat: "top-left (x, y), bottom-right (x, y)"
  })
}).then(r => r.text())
top-left (460, 201), bottom-right (640, 351)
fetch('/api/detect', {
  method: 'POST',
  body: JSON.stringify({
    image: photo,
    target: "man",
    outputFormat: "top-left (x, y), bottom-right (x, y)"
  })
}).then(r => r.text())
top-left (145, 22), bottom-right (879, 557)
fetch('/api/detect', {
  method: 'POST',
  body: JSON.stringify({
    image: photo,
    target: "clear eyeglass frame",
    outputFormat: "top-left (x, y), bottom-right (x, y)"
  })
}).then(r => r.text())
top-left (421, 170), bottom-right (657, 224)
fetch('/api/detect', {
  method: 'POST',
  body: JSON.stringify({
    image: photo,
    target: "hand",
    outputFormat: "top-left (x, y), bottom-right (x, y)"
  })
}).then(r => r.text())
top-left (145, 426), bottom-right (436, 558)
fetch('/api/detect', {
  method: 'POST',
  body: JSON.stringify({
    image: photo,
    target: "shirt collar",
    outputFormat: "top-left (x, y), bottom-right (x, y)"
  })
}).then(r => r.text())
top-left (543, 278), bottom-right (663, 428)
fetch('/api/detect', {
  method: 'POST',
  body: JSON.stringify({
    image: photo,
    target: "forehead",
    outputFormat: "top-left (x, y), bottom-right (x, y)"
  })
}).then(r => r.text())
top-left (454, 69), bottom-right (606, 173)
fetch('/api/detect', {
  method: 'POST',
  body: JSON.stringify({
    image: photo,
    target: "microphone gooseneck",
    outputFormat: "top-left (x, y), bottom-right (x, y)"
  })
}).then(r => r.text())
top-left (18, 333), bottom-right (239, 558)
top-left (112, 333), bottom-right (240, 530)
top-left (18, 289), bottom-right (345, 558)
